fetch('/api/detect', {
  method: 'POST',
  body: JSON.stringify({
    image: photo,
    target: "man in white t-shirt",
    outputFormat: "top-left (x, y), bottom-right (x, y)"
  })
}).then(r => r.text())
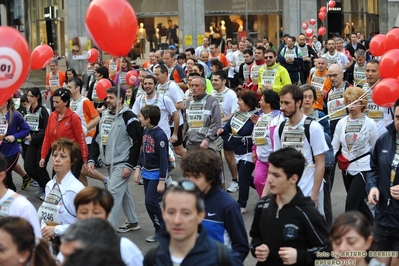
top-left (0, 153), bottom-right (41, 237)
top-left (132, 75), bottom-right (179, 140)
top-left (195, 37), bottom-right (210, 58)
top-left (322, 39), bottom-right (349, 69)
top-left (154, 65), bottom-right (186, 158)
top-left (211, 70), bottom-right (239, 192)
top-left (273, 85), bottom-right (328, 215)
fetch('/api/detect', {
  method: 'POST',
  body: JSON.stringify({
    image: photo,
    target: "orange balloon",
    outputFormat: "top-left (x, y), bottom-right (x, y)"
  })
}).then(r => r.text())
top-left (85, 0), bottom-right (138, 56)
top-left (86, 48), bottom-right (99, 63)
top-left (125, 70), bottom-right (138, 86)
top-left (31, 44), bottom-right (53, 70)
top-left (0, 26), bottom-right (31, 106)
top-left (96, 79), bottom-right (112, 100)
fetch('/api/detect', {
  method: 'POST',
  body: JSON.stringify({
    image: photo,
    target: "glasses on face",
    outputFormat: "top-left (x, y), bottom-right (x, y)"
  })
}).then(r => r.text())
top-left (167, 180), bottom-right (199, 192)
top-left (327, 73), bottom-right (342, 79)
top-left (265, 56), bottom-right (274, 59)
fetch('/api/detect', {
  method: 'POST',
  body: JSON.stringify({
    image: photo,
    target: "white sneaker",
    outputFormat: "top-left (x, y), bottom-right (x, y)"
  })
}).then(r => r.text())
top-left (240, 207), bottom-right (247, 214)
top-left (103, 176), bottom-right (110, 189)
top-left (226, 181), bottom-right (239, 193)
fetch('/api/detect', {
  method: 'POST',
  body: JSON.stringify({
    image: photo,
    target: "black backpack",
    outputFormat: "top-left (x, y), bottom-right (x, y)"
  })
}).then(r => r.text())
top-left (278, 116), bottom-right (334, 166)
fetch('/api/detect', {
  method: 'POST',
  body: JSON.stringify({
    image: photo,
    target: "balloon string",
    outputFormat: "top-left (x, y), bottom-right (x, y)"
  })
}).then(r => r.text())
top-left (23, 69), bottom-right (32, 91)
top-left (316, 77), bottom-right (379, 123)
top-left (109, 56), bottom-right (123, 178)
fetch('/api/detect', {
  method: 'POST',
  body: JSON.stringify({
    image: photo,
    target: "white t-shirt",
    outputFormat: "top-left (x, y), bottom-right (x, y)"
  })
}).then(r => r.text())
top-left (157, 81), bottom-right (184, 126)
top-left (132, 93), bottom-right (177, 138)
top-left (322, 51), bottom-right (349, 69)
top-left (120, 237), bottom-right (144, 266)
top-left (211, 87), bottom-right (238, 127)
top-left (274, 116), bottom-right (329, 196)
top-left (0, 189), bottom-right (42, 237)
top-left (195, 45), bottom-right (210, 58)
top-left (254, 111), bottom-right (285, 162)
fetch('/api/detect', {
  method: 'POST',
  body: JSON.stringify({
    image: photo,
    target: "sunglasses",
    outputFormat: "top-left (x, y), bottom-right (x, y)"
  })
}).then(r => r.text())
top-left (167, 180), bottom-right (199, 192)
top-left (265, 56), bottom-right (274, 59)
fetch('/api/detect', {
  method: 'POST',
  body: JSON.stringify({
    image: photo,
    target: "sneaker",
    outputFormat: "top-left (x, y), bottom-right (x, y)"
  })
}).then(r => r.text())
top-left (139, 178), bottom-right (144, 185)
top-left (116, 222), bottom-right (141, 233)
top-left (168, 161), bottom-right (176, 172)
top-left (31, 180), bottom-right (39, 187)
top-left (95, 158), bottom-right (104, 168)
top-left (146, 234), bottom-right (156, 242)
top-left (21, 175), bottom-right (32, 190)
top-left (226, 181), bottom-right (239, 193)
top-left (35, 187), bottom-right (45, 197)
top-left (240, 207), bottom-right (247, 214)
top-left (103, 176), bottom-right (110, 189)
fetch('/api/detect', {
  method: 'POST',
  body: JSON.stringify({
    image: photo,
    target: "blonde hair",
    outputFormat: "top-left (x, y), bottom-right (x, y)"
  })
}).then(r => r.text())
top-left (344, 87), bottom-right (368, 113)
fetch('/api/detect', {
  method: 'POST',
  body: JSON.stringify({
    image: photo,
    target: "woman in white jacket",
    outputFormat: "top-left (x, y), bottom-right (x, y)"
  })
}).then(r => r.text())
top-left (332, 87), bottom-right (378, 222)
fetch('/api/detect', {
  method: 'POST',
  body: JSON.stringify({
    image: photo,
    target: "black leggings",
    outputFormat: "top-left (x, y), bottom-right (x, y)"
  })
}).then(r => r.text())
top-left (24, 143), bottom-right (50, 188)
top-left (4, 153), bottom-right (20, 191)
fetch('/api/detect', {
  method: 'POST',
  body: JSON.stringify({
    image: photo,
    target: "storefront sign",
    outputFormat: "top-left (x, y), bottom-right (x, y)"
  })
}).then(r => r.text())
top-left (197, 34), bottom-right (204, 45)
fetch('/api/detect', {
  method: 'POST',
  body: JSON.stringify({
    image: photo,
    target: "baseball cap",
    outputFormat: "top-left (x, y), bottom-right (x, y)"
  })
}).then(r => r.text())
top-left (169, 45), bottom-right (177, 50)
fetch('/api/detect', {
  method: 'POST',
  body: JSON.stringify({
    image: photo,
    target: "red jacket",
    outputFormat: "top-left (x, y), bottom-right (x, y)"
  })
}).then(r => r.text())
top-left (41, 108), bottom-right (88, 162)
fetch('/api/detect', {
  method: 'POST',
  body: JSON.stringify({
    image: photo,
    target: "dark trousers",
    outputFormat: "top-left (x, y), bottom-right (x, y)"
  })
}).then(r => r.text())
top-left (24, 143), bottom-right (50, 188)
top-left (4, 153), bottom-right (20, 191)
top-left (237, 160), bottom-right (255, 208)
top-left (342, 171), bottom-right (373, 222)
top-left (143, 179), bottom-right (165, 232)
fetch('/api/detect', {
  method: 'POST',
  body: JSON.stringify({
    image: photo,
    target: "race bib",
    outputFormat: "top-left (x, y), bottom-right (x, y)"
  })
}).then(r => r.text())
top-left (101, 114), bottom-right (115, 145)
top-left (38, 185), bottom-right (62, 226)
top-left (0, 116), bottom-right (8, 136)
top-left (253, 113), bottom-right (273, 146)
top-left (282, 126), bottom-right (305, 157)
top-left (188, 102), bottom-right (205, 128)
top-left (25, 112), bottom-right (40, 131)
top-left (231, 111), bottom-right (253, 135)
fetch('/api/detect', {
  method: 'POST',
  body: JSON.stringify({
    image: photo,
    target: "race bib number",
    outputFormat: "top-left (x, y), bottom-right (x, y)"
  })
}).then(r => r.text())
top-left (0, 117), bottom-right (8, 135)
top-left (25, 113), bottom-right (40, 131)
top-left (38, 186), bottom-right (62, 226)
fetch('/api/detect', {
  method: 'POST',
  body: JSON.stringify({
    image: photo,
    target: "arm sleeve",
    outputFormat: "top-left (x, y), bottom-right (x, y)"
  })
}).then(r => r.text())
top-left (205, 98), bottom-right (222, 142)
top-left (225, 205), bottom-right (250, 261)
top-left (367, 138), bottom-right (380, 191)
top-left (125, 113), bottom-right (143, 169)
top-left (13, 113), bottom-right (30, 140)
top-left (41, 115), bottom-right (52, 159)
top-left (331, 119), bottom-right (343, 156)
top-left (71, 114), bottom-right (89, 162)
top-left (157, 132), bottom-right (169, 180)
top-left (31, 108), bottom-right (49, 143)
top-left (249, 197), bottom-right (267, 257)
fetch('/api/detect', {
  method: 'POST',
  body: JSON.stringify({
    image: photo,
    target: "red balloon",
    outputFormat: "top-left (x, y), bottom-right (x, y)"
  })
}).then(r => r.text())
top-left (318, 27), bottom-right (327, 36)
top-left (86, 48), bottom-right (99, 63)
top-left (320, 6), bottom-right (328, 13)
top-left (85, 0), bottom-right (138, 56)
top-left (379, 49), bottom-right (399, 79)
top-left (0, 26), bottom-right (31, 106)
top-left (369, 34), bottom-right (385, 56)
top-left (383, 28), bottom-right (399, 53)
top-left (31, 44), bottom-right (53, 70)
top-left (125, 70), bottom-right (138, 86)
top-left (328, 1), bottom-right (336, 8)
top-left (301, 22), bottom-right (308, 30)
top-left (96, 79), bottom-right (112, 100)
top-left (318, 12), bottom-right (326, 21)
top-left (309, 19), bottom-right (316, 25)
top-left (305, 28), bottom-right (314, 38)
top-left (372, 78), bottom-right (399, 108)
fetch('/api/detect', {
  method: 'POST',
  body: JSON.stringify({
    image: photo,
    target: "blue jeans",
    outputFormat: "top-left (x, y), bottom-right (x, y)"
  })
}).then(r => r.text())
top-left (143, 179), bottom-right (165, 232)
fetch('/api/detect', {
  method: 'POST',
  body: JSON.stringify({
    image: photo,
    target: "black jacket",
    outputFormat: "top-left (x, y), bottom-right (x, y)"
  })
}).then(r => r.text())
top-left (367, 122), bottom-right (399, 229)
top-left (250, 189), bottom-right (330, 266)
top-left (345, 42), bottom-right (366, 58)
top-left (143, 225), bottom-right (243, 266)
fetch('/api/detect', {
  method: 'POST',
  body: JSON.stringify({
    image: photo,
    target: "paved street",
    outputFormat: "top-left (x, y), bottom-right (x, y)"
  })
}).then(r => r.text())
top-left (15, 69), bottom-right (347, 265)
